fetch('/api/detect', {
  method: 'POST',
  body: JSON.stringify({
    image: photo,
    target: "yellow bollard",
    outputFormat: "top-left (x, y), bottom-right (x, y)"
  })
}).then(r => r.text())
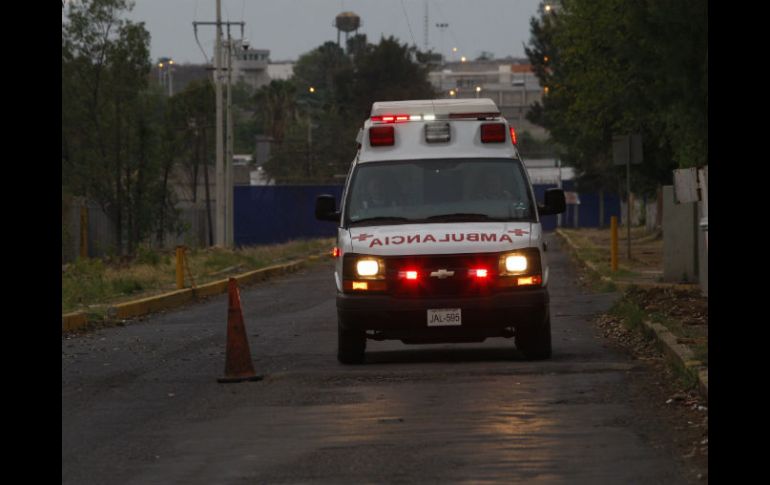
top-left (176, 246), bottom-right (185, 289)
top-left (610, 216), bottom-right (618, 272)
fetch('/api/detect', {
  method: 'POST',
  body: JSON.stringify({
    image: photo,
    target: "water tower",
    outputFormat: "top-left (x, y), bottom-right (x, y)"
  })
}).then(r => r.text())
top-left (334, 11), bottom-right (361, 47)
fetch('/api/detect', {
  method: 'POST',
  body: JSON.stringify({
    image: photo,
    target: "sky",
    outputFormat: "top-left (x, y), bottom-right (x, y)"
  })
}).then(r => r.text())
top-left (120, 0), bottom-right (543, 64)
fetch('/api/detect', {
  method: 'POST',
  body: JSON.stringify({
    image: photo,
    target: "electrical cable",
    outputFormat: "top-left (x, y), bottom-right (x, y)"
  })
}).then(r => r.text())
top-left (399, 0), bottom-right (419, 49)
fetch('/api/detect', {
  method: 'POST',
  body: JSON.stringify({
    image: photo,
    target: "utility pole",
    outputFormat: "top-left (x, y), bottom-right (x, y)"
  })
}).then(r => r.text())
top-left (225, 29), bottom-right (235, 247)
top-left (214, 0), bottom-right (225, 247)
top-left (192, 11), bottom-right (245, 247)
top-left (193, 8), bottom-right (245, 247)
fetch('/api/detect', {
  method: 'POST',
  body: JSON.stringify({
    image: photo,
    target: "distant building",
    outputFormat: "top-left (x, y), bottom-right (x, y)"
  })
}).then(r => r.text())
top-left (522, 158), bottom-right (575, 185)
top-left (267, 62), bottom-right (294, 81)
top-left (231, 40), bottom-right (271, 90)
top-left (429, 59), bottom-right (547, 139)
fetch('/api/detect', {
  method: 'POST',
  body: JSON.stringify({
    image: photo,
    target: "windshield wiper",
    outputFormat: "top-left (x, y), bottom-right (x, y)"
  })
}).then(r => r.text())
top-left (426, 213), bottom-right (503, 222)
top-left (349, 216), bottom-right (412, 226)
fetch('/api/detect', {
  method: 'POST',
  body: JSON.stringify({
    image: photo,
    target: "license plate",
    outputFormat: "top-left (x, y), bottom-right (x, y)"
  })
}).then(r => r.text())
top-left (427, 308), bottom-right (462, 326)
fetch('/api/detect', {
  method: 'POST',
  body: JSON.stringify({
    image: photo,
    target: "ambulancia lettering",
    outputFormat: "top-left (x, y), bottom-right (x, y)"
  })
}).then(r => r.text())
top-left (365, 231), bottom-right (526, 248)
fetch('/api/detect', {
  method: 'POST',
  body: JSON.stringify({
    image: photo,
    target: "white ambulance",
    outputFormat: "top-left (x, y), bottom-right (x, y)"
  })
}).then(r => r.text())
top-left (316, 99), bottom-right (566, 364)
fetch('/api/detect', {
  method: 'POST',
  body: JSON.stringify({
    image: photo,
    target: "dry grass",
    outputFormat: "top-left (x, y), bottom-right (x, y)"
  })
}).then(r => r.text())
top-left (62, 238), bottom-right (335, 313)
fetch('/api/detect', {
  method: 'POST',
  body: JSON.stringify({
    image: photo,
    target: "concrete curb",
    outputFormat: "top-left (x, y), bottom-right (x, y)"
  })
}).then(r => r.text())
top-left (554, 229), bottom-right (708, 400)
top-left (63, 253), bottom-right (328, 333)
top-left (62, 312), bottom-right (88, 332)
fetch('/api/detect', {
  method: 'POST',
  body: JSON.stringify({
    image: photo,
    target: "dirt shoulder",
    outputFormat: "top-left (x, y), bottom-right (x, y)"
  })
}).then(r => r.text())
top-left (555, 227), bottom-right (708, 479)
top-left (558, 227), bottom-right (708, 371)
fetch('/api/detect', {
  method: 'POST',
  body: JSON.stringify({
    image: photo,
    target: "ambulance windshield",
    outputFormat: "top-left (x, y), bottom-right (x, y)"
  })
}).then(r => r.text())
top-left (346, 158), bottom-right (534, 226)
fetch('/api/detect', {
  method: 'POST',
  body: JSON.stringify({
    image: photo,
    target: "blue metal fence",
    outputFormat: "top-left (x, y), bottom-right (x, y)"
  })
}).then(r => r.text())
top-left (534, 182), bottom-right (622, 230)
top-left (234, 184), bottom-right (622, 246)
top-left (234, 185), bottom-right (343, 246)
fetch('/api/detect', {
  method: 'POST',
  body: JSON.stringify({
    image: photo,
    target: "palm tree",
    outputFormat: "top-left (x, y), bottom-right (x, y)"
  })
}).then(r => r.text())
top-left (253, 80), bottom-right (298, 144)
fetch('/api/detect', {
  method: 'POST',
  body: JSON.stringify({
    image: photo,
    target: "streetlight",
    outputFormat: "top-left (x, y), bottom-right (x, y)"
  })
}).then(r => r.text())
top-left (449, 89), bottom-right (456, 97)
top-left (157, 58), bottom-right (174, 96)
top-left (475, 86), bottom-right (481, 98)
top-left (167, 59), bottom-right (175, 96)
top-left (460, 56), bottom-right (467, 63)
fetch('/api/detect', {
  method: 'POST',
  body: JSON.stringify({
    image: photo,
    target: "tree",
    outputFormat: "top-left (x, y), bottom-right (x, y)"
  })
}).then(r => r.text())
top-left (260, 36), bottom-right (437, 184)
top-left (524, 0), bottom-right (707, 195)
top-left (252, 79), bottom-right (298, 145)
top-left (349, 36), bottom-right (436, 120)
top-left (166, 80), bottom-right (216, 245)
top-left (62, 0), bottom-right (178, 255)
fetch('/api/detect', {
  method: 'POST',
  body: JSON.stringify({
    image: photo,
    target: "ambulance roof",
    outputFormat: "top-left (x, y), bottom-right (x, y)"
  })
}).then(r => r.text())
top-left (370, 98), bottom-right (499, 118)
top-left (359, 98), bottom-right (518, 163)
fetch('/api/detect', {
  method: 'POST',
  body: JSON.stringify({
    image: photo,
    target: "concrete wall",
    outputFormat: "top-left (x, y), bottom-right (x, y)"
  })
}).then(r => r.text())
top-left (697, 200), bottom-right (708, 296)
top-left (662, 185), bottom-right (699, 283)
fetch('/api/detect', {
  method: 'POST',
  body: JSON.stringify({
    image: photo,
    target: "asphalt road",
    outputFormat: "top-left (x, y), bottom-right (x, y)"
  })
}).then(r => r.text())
top-left (62, 234), bottom-right (695, 484)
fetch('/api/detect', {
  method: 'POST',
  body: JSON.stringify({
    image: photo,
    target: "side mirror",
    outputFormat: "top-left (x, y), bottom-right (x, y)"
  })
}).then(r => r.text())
top-left (538, 188), bottom-right (566, 216)
top-left (315, 194), bottom-right (340, 222)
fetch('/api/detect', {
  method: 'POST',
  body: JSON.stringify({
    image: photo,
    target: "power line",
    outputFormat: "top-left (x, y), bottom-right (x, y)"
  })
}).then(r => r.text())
top-left (399, 0), bottom-right (418, 48)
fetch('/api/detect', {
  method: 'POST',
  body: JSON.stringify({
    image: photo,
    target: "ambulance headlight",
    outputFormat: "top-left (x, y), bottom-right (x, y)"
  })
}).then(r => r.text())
top-left (505, 255), bottom-right (528, 273)
top-left (356, 259), bottom-right (381, 277)
top-left (497, 249), bottom-right (543, 287)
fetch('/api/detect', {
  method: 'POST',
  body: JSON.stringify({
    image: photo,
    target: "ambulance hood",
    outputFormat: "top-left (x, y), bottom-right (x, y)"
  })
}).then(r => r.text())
top-left (346, 222), bottom-right (536, 256)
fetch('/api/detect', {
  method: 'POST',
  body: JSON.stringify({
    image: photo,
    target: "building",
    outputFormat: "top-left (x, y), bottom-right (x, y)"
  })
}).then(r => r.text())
top-left (267, 62), bottom-right (294, 81)
top-left (230, 40), bottom-right (271, 90)
top-left (429, 59), bottom-right (547, 139)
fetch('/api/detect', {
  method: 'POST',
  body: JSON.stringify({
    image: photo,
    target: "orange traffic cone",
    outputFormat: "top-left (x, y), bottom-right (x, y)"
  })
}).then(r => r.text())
top-left (217, 278), bottom-right (263, 383)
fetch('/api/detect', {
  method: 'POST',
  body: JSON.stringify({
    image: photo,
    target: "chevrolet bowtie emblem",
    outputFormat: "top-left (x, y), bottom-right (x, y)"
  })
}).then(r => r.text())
top-left (430, 269), bottom-right (455, 279)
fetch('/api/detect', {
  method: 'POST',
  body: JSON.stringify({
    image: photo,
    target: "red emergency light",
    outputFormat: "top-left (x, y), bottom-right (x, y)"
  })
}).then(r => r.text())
top-left (371, 114), bottom-right (410, 123)
top-left (369, 126), bottom-right (395, 146)
top-left (480, 123), bottom-right (506, 143)
top-left (509, 126), bottom-right (518, 145)
top-left (469, 268), bottom-right (489, 278)
top-left (399, 269), bottom-right (420, 280)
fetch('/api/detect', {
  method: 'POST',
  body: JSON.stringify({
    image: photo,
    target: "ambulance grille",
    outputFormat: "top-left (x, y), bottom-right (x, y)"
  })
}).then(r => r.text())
top-left (386, 254), bottom-right (499, 298)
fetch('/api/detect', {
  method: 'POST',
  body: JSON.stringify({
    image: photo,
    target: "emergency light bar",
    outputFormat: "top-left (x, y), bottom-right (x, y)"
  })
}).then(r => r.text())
top-left (371, 98), bottom-right (499, 117)
top-left (370, 112), bottom-right (499, 124)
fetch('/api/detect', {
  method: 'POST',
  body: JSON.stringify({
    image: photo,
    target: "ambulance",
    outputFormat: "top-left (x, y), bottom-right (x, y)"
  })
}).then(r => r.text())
top-left (315, 99), bottom-right (566, 364)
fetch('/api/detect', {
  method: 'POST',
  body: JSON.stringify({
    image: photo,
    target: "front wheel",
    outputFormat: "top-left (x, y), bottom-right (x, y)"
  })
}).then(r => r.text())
top-left (516, 312), bottom-right (552, 360)
top-left (338, 321), bottom-right (366, 365)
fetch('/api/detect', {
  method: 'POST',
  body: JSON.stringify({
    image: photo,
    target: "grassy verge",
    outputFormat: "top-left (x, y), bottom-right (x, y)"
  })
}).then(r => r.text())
top-left (607, 289), bottom-right (707, 388)
top-left (62, 238), bottom-right (334, 314)
top-left (560, 228), bottom-right (707, 393)
top-left (624, 286), bottom-right (708, 367)
top-left (561, 229), bottom-right (639, 281)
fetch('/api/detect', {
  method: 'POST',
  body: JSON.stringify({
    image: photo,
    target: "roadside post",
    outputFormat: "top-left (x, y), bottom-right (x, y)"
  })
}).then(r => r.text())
top-left (610, 216), bottom-right (618, 272)
top-left (612, 133), bottom-right (643, 260)
top-left (79, 205), bottom-right (89, 259)
top-left (176, 246), bottom-right (185, 289)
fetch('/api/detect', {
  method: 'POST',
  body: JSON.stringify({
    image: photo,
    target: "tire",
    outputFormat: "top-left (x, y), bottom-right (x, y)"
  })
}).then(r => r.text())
top-left (337, 321), bottom-right (366, 365)
top-left (516, 312), bottom-right (552, 360)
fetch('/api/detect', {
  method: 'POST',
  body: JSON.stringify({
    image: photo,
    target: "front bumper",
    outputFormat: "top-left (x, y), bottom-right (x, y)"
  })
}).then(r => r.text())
top-left (337, 288), bottom-right (549, 343)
